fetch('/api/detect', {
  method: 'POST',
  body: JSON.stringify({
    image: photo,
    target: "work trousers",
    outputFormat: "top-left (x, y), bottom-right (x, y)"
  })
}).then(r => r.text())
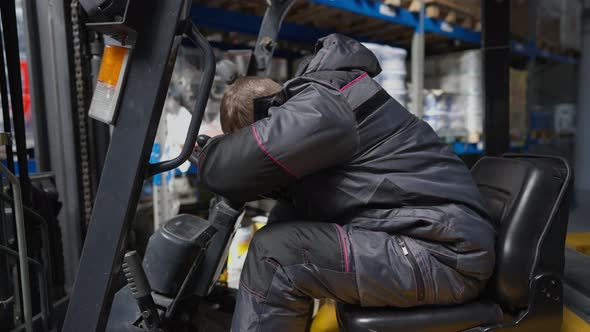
top-left (231, 221), bottom-right (483, 332)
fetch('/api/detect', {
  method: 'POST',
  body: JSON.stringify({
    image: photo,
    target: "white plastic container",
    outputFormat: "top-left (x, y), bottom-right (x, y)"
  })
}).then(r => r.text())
top-left (227, 222), bottom-right (255, 289)
top-left (380, 73), bottom-right (407, 91)
top-left (388, 89), bottom-right (407, 107)
top-left (363, 42), bottom-right (408, 74)
top-left (361, 42), bottom-right (408, 107)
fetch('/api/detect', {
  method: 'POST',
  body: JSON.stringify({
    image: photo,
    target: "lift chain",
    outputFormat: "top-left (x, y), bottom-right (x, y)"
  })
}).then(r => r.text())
top-left (70, 0), bottom-right (93, 226)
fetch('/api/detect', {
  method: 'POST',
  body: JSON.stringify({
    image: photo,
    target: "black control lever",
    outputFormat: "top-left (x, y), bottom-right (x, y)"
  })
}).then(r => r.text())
top-left (192, 199), bottom-right (244, 296)
top-left (187, 135), bottom-right (211, 166)
top-left (123, 251), bottom-right (161, 331)
top-left (197, 135), bottom-right (211, 148)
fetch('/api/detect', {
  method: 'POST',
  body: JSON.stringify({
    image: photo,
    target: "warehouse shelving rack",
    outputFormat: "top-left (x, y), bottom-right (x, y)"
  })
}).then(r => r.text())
top-left (189, 0), bottom-right (578, 157)
top-left (191, 0), bottom-right (578, 64)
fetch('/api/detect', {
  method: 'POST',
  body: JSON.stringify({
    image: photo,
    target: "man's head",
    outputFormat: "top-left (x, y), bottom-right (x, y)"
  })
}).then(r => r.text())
top-left (220, 77), bottom-right (282, 133)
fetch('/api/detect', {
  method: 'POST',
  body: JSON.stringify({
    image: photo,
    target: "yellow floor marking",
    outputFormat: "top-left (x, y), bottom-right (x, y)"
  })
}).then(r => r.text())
top-left (562, 307), bottom-right (590, 332)
top-left (566, 232), bottom-right (590, 256)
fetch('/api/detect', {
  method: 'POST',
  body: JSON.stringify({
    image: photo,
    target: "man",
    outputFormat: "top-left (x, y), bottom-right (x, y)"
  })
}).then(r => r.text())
top-left (198, 34), bottom-right (495, 332)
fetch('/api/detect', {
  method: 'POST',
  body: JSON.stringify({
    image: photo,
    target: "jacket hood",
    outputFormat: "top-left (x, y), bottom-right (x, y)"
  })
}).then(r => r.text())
top-left (297, 34), bottom-right (382, 77)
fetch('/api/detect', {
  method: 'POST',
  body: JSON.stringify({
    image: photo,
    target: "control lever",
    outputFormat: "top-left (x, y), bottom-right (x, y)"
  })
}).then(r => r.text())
top-left (187, 135), bottom-right (211, 166)
top-left (192, 199), bottom-right (244, 296)
top-left (197, 135), bottom-right (211, 148)
top-left (122, 251), bottom-right (161, 331)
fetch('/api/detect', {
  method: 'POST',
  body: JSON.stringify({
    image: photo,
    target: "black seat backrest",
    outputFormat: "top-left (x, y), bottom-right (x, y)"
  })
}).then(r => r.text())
top-left (470, 155), bottom-right (571, 311)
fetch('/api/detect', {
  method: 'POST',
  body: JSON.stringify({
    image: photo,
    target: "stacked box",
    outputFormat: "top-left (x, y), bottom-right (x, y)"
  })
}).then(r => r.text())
top-left (560, 0), bottom-right (581, 51)
top-left (363, 43), bottom-right (408, 106)
top-left (423, 91), bottom-right (473, 139)
top-left (423, 50), bottom-right (483, 142)
top-left (554, 104), bottom-right (576, 134)
top-left (538, 0), bottom-right (562, 47)
top-left (512, 0), bottom-right (580, 51)
top-left (530, 109), bottom-right (555, 130)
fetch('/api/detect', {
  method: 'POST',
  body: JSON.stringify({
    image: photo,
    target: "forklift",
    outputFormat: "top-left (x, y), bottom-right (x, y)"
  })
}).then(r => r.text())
top-left (60, 0), bottom-right (580, 331)
top-left (63, 0), bottom-right (297, 331)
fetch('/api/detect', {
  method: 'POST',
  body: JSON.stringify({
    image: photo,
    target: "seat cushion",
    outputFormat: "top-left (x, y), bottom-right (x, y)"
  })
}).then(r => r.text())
top-left (337, 300), bottom-right (503, 332)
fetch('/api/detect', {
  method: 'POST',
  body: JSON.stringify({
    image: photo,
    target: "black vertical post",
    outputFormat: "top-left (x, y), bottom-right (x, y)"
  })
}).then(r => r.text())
top-left (62, 0), bottom-right (186, 330)
top-left (0, 1), bottom-right (31, 201)
top-left (0, 29), bottom-right (15, 330)
top-left (482, 0), bottom-right (511, 156)
top-left (0, 30), bottom-right (15, 174)
top-left (22, 0), bottom-right (51, 172)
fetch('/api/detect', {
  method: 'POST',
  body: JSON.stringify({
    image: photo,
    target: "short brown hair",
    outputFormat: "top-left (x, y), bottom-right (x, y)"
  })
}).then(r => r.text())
top-left (220, 77), bottom-right (282, 133)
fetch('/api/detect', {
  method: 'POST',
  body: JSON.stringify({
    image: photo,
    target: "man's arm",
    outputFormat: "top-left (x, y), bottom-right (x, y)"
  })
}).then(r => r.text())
top-left (198, 81), bottom-right (359, 202)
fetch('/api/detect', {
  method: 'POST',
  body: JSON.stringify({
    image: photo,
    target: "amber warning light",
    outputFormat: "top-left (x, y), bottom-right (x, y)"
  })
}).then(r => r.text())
top-left (88, 44), bottom-right (130, 125)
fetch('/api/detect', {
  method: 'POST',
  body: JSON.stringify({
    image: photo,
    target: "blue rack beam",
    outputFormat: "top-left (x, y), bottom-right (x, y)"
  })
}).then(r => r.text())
top-left (191, 5), bottom-right (332, 44)
top-left (181, 38), bottom-right (305, 59)
top-left (308, 0), bottom-right (577, 64)
top-left (306, 0), bottom-right (481, 44)
top-left (511, 41), bottom-right (577, 65)
top-left (191, 1), bottom-right (578, 65)
top-left (191, 4), bottom-right (406, 48)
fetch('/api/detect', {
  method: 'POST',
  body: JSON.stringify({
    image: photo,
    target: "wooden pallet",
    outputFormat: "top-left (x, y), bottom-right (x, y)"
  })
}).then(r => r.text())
top-left (196, 0), bottom-right (479, 52)
top-left (397, 0), bottom-right (481, 31)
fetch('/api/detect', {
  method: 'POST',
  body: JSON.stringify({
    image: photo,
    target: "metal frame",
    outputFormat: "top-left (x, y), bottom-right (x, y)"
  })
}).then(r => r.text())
top-left (21, 0), bottom-right (51, 172)
top-left (0, 15), bottom-right (14, 176)
top-left (0, 244), bottom-right (51, 332)
top-left (482, 0), bottom-right (510, 156)
top-left (0, 14), bottom-right (15, 323)
top-left (24, 0), bottom-right (84, 287)
top-left (246, 0), bottom-right (297, 76)
top-left (0, 158), bottom-right (32, 331)
top-left (62, 0), bottom-right (188, 330)
top-left (147, 21), bottom-right (216, 176)
top-left (410, 1), bottom-right (425, 118)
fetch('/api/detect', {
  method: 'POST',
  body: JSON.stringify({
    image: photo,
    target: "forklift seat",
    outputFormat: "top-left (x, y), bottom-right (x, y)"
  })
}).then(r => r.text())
top-left (338, 155), bottom-right (572, 332)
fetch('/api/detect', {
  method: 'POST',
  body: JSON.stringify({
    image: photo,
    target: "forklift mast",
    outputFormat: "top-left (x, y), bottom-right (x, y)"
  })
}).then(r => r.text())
top-left (63, 0), bottom-right (296, 331)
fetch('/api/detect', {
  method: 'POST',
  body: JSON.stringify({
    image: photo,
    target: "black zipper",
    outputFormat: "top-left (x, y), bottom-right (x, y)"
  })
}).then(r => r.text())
top-left (396, 236), bottom-right (426, 302)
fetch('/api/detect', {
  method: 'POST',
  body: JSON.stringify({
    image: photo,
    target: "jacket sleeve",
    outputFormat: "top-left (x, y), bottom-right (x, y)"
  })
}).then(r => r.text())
top-left (198, 82), bottom-right (359, 202)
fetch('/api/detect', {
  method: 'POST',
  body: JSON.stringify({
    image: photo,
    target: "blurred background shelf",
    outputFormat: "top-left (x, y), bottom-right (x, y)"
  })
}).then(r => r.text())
top-left (192, 0), bottom-right (578, 63)
top-left (189, 0), bottom-right (580, 158)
